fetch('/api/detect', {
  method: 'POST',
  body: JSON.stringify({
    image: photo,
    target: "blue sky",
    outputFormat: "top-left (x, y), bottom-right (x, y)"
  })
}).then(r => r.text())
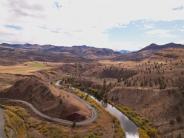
top-left (4, 24), bottom-right (22, 30)
top-left (0, 0), bottom-right (184, 50)
top-left (107, 20), bottom-right (184, 50)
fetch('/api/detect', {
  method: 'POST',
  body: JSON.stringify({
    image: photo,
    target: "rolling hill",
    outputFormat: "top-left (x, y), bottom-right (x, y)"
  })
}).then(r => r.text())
top-left (0, 43), bottom-right (120, 65)
top-left (0, 76), bottom-right (91, 121)
top-left (114, 43), bottom-right (184, 61)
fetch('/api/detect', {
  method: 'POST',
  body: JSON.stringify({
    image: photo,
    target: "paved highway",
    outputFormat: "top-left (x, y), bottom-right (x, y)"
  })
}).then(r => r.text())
top-left (0, 81), bottom-right (97, 126)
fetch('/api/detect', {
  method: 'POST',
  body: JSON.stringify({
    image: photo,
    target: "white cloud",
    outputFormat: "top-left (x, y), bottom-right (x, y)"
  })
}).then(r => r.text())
top-left (173, 5), bottom-right (184, 11)
top-left (0, 0), bottom-right (184, 50)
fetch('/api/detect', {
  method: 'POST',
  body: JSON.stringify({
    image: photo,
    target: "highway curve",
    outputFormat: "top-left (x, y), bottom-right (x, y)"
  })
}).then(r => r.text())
top-left (0, 87), bottom-right (97, 126)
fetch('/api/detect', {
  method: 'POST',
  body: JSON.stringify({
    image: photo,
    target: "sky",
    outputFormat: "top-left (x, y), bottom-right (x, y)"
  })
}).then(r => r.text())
top-left (0, 0), bottom-right (184, 51)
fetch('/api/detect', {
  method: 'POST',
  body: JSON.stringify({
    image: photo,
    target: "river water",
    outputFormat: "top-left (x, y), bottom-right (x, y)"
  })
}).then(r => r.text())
top-left (88, 95), bottom-right (139, 138)
top-left (57, 80), bottom-right (139, 138)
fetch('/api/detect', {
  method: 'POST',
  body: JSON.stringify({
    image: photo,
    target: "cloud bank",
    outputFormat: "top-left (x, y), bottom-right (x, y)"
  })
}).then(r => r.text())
top-left (0, 0), bottom-right (184, 50)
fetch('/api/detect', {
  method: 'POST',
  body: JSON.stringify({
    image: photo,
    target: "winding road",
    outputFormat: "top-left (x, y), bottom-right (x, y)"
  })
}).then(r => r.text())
top-left (57, 80), bottom-right (139, 138)
top-left (0, 80), bottom-right (139, 138)
top-left (0, 81), bottom-right (97, 126)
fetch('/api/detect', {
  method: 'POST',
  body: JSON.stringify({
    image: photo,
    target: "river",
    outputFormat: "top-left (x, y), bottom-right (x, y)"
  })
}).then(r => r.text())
top-left (58, 80), bottom-right (139, 138)
top-left (89, 96), bottom-right (139, 138)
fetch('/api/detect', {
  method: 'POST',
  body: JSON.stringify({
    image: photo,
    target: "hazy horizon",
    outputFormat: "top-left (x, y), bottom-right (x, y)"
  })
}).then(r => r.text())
top-left (1, 41), bottom-right (183, 52)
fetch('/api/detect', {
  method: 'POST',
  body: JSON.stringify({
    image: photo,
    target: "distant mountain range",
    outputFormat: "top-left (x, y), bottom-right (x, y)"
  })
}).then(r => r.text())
top-left (139, 43), bottom-right (184, 52)
top-left (0, 42), bottom-right (183, 65)
top-left (114, 43), bottom-right (184, 61)
top-left (0, 43), bottom-right (120, 65)
top-left (117, 50), bottom-right (130, 54)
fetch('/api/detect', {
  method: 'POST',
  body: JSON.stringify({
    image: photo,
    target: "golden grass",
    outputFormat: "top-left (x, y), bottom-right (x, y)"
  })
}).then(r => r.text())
top-left (1, 99), bottom-right (125, 138)
top-left (4, 106), bottom-right (28, 138)
top-left (139, 128), bottom-right (150, 138)
top-left (0, 61), bottom-right (51, 75)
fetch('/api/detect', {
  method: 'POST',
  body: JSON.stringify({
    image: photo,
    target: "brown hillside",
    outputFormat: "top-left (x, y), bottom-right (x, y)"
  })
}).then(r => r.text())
top-left (0, 76), bottom-right (91, 122)
top-left (108, 87), bottom-right (184, 137)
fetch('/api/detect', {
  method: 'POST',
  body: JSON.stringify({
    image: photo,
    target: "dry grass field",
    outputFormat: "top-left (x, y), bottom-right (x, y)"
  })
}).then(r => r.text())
top-left (0, 61), bottom-right (53, 75)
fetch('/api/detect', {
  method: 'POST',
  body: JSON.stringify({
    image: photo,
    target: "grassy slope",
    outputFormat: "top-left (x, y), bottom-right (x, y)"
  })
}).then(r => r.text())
top-left (0, 95), bottom-right (124, 138)
top-left (0, 61), bottom-right (51, 75)
top-left (115, 105), bottom-right (159, 138)
top-left (0, 105), bottom-right (28, 138)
